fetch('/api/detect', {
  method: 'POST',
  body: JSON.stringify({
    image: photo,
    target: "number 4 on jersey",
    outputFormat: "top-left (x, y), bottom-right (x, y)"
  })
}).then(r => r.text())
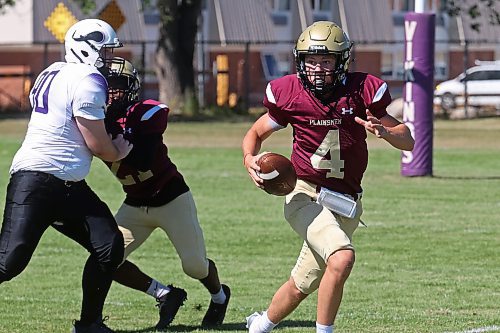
top-left (310, 129), bottom-right (344, 178)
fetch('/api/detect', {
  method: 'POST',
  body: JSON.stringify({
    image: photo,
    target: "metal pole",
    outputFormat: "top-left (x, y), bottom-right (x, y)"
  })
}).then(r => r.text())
top-left (140, 42), bottom-right (146, 100)
top-left (244, 42), bottom-right (250, 112)
top-left (43, 42), bottom-right (49, 68)
top-left (463, 40), bottom-right (469, 118)
top-left (200, 40), bottom-right (206, 108)
top-left (415, 0), bottom-right (425, 13)
top-left (197, 14), bottom-right (205, 108)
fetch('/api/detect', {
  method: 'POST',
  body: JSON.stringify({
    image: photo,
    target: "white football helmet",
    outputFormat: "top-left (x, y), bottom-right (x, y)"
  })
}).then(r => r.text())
top-left (64, 19), bottom-right (122, 69)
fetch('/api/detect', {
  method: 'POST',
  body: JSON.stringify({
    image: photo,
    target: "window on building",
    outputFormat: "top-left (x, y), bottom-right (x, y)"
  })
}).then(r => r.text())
top-left (271, 14), bottom-right (288, 25)
top-left (142, 3), bottom-right (160, 25)
top-left (382, 49), bottom-right (448, 80)
top-left (270, 0), bottom-right (291, 25)
top-left (381, 50), bottom-right (406, 79)
top-left (261, 53), bottom-right (290, 80)
top-left (310, 0), bottom-right (331, 22)
top-left (313, 14), bottom-right (329, 21)
top-left (310, 0), bottom-right (331, 11)
top-left (434, 52), bottom-right (447, 79)
top-left (402, 0), bottom-right (414, 11)
top-left (269, 0), bottom-right (290, 11)
top-left (381, 53), bottom-right (394, 78)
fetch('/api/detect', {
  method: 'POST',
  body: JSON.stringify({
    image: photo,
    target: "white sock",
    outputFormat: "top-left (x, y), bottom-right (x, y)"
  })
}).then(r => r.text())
top-left (316, 322), bottom-right (334, 333)
top-left (146, 279), bottom-right (171, 300)
top-left (256, 311), bottom-right (277, 332)
top-left (210, 286), bottom-right (226, 304)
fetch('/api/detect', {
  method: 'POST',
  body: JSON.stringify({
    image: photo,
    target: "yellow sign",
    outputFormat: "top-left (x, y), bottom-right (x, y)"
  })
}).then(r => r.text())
top-left (44, 2), bottom-right (78, 43)
top-left (98, 0), bottom-right (126, 32)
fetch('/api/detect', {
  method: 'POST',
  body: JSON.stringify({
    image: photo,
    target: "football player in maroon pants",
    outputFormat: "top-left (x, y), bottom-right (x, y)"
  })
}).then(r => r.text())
top-left (103, 57), bottom-right (230, 331)
top-left (242, 21), bottom-right (414, 333)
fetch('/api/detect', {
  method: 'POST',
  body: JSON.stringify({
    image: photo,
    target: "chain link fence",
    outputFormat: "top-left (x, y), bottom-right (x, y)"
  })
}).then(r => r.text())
top-left (0, 39), bottom-right (497, 117)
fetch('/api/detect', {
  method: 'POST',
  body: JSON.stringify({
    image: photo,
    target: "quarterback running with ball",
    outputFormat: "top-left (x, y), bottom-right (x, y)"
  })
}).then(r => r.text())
top-left (242, 21), bottom-right (414, 333)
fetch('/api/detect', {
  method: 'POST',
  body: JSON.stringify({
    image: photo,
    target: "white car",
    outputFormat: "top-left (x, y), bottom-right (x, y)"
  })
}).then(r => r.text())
top-left (434, 63), bottom-right (500, 113)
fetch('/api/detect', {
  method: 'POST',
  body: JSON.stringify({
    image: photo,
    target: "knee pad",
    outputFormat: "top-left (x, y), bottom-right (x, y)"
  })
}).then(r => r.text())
top-left (291, 267), bottom-right (324, 295)
top-left (181, 256), bottom-right (209, 280)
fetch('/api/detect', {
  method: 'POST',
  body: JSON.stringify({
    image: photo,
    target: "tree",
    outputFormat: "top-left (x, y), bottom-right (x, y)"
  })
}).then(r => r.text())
top-left (0, 0), bottom-right (202, 115)
top-left (444, 0), bottom-right (500, 31)
top-left (77, 0), bottom-right (202, 115)
top-left (155, 0), bottom-right (201, 115)
top-left (0, 0), bottom-right (14, 12)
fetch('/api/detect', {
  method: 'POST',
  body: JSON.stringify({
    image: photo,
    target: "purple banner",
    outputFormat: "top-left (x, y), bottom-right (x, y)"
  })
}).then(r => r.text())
top-left (401, 13), bottom-right (435, 177)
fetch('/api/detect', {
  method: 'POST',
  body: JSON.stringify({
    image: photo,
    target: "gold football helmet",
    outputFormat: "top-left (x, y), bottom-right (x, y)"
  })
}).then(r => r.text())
top-left (106, 57), bottom-right (141, 108)
top-left (294, 21), bottom-right (353, 97)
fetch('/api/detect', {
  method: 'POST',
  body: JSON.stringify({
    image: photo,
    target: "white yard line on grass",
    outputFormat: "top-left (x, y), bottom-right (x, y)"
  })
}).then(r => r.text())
top-left (444, 326), bottom-right (500, 333)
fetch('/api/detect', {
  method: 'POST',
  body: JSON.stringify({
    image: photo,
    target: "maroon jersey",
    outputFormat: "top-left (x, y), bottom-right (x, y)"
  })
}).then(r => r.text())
top-left (105, 99), bottom-right (179, 200)
top-left (264, 73), bottom-right (391, 196)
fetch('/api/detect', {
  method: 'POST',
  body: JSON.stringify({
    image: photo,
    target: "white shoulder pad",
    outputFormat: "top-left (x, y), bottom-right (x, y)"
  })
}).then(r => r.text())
top-left (72, 67), bottom-right (107, 120)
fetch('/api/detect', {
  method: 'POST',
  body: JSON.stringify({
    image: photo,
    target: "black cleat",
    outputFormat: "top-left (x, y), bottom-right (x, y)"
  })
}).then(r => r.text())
top-left (71, 318), bottom-right (114, 333)
top-left (201, 284), bottom-right (231, 327)
top-left (155, 285), bottom-right (188, 331)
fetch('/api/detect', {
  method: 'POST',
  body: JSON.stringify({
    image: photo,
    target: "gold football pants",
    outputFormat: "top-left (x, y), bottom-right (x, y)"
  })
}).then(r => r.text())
top-left (284, 180), bottom-right (362, 294)
top-left (116, 191), bottom-right (209, 279)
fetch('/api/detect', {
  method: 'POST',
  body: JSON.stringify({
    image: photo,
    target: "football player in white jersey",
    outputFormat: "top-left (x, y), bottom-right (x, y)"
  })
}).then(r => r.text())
top-left (0, 19), bottom-right (132, 333)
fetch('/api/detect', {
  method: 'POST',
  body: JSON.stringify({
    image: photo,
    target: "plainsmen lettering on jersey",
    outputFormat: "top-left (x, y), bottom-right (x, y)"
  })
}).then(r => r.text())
top-left (264, 72), bottom-right (392, 197)
top-left (10, 62), bottom-right (108, 181)
top-left (105, 99), bottom-right (178, 200)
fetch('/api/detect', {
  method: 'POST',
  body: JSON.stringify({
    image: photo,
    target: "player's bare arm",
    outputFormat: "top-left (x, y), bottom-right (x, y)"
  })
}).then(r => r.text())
top-left (355, 110), bottom-right (414, 151)
top-left (76, 117), bottom-right (133, 161)
top-left (242, 113), bottom-right (277, 187)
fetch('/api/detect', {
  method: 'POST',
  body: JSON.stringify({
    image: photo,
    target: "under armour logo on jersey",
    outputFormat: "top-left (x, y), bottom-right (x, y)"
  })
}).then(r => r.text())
top-left (341, 107), bottom-right (353, 115)
top-left (124, 128), bottom-right (132, 134)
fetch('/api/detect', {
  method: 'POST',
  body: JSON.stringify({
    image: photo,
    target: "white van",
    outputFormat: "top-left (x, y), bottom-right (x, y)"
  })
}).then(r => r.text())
top-left (434, 62), bottom-right (500, 113)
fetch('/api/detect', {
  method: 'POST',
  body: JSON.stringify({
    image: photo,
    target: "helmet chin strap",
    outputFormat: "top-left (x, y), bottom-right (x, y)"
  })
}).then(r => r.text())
top-left (309, 71), bottom-right (335, 98)
top-left (297, 58), bottom-right (338, 99)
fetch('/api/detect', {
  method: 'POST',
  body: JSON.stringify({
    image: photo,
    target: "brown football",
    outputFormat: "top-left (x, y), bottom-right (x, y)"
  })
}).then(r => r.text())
top-left (256, 152), bottom-right (297, 196)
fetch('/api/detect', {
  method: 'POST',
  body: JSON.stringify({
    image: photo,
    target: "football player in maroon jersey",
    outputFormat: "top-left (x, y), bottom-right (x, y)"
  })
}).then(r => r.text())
top-left (103, 57), bottom-right (230, 330)
top-left (242, 21), bottom-right (414, 333)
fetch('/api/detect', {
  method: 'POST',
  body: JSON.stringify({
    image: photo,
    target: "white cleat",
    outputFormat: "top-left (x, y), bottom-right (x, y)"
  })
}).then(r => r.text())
top-left (246, 312), bottom-right (262, 333)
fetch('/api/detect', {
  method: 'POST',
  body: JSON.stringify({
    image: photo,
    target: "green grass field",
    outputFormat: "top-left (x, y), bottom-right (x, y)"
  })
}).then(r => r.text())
top-left (0, 118), bottom-right (499, 333)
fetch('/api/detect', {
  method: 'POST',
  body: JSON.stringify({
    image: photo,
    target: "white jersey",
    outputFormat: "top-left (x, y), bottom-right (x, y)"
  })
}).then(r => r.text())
top-left (10, 62), bottom-right (107, 181)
